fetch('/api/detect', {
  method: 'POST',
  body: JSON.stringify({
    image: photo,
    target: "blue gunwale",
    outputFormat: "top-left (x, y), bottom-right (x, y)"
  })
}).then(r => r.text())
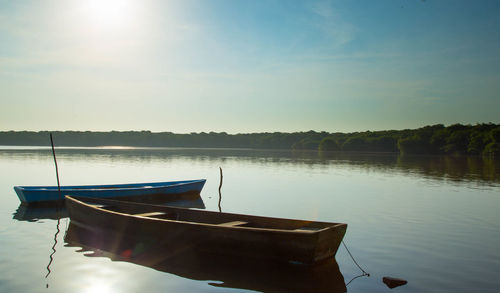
top-left (18, 180), bottom-right (202, 191)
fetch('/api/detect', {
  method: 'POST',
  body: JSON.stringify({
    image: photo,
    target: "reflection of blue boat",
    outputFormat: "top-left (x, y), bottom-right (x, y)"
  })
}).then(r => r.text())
top-left (14, 179), bottom-right (206, 205)
top-left (13, 196), bottom-right (206, 222)
top-left (13, 205), bottom-right (68, 222)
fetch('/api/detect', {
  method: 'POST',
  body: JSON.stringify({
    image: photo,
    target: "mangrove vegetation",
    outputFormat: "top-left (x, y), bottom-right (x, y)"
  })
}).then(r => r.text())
top-left (1, 123), bottom-right (499, 157)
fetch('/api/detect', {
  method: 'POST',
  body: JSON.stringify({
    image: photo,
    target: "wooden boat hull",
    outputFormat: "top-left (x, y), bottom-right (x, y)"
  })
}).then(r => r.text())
top-left (14, 179), bottom-right (206, 205)
top-left (65, 196), bottom-right (347, 264)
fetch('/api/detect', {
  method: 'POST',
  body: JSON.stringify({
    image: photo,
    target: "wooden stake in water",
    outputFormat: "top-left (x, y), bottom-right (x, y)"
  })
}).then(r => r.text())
top-left (49, 133), bottom-right (61, 197)
top-left (218, 167), bottom-right (223, 212)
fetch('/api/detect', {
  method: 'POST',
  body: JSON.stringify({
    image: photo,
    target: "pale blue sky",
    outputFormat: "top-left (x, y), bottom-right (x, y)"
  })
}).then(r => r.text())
top-left (1, 0), bottom-right (499, 133)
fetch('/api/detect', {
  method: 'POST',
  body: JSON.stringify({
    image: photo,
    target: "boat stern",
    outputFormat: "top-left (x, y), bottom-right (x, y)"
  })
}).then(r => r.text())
top-left (13, 186), bottom-right (27, 204)
top-left (313, 223), bottom-right (348, 263)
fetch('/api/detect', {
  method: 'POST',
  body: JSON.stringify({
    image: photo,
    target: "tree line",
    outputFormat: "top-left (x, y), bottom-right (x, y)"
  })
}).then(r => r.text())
top-left (0, 123), bottom-right (499, 157)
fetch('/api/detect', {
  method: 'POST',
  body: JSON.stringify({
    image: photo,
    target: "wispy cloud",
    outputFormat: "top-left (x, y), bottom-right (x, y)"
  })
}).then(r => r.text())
top-left (308, 0), bottom-right (357, 50)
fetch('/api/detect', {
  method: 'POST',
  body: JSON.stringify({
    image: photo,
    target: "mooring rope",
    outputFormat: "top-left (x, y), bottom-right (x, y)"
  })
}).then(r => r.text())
top-left (342, 239), bottom-right (370, 285)
top-left (346, 273), bottom-right (369, 286)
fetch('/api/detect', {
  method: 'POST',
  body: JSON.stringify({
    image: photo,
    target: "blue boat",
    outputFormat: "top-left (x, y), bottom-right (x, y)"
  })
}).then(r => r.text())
top-left (14, 179), bottom-right (206, 205)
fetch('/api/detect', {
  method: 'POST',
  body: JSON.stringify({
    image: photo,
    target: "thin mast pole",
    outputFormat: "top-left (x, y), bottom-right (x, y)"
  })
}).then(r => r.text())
top-left (49, 133), bottom-right (61, 197)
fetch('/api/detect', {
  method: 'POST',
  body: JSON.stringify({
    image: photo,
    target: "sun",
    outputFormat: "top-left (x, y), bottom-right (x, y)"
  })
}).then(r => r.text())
top-left (78, 0), bottom-right (136, 33)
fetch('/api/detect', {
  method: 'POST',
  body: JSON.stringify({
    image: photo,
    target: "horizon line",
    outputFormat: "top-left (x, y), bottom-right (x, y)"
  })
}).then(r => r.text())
top-left (1, 122), bottom-right (499, 135)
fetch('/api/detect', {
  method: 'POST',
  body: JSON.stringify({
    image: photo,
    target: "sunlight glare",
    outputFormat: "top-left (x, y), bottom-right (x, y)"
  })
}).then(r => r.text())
top-left (84, 281), bottom-right (112, 293)
top-left (79, 0), bottom-right (135, 33)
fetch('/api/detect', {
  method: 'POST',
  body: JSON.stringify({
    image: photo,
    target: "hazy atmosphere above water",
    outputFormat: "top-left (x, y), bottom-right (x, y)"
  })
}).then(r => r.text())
top-left (1, 0), bottom-right (499, 133)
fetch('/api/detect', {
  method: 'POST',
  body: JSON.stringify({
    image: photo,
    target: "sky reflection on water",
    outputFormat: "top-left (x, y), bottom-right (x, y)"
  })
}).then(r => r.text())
top-left (0, 148), bottom-right (499, 292)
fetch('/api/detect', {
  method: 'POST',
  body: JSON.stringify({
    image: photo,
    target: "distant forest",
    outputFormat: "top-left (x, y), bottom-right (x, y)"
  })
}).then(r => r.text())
top-left (1, 123), bottom-right (499, 157)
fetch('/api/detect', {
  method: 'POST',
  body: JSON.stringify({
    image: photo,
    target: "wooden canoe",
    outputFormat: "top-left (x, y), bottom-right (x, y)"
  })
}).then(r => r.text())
top-left (14, 179), bottom-right (206, 205)
top-left (65, 195), bottom-right (347, 264)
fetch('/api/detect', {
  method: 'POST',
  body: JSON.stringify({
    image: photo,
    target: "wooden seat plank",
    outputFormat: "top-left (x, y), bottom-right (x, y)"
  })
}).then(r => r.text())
top-left (218, 221), bottom-right (248, 227)
top-left (134, 212), bottom-right (166, 217)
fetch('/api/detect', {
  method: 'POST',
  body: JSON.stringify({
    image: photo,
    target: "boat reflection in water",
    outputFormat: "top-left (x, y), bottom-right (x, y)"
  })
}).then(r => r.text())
top-left (13, 204), bottom-right (68, 222)
top-left (12, 196), bottom-right (206, 222)
top-left (64, 222), bottom-right (347, 293)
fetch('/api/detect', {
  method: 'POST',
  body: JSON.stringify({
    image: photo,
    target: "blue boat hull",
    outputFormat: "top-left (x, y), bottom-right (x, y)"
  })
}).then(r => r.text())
top-left (14, 179), bottom-right (206, 205)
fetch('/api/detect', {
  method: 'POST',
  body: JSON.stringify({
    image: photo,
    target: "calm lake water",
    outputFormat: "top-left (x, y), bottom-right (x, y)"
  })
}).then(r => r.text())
top-left (0, 147), bottom-right (499, 292)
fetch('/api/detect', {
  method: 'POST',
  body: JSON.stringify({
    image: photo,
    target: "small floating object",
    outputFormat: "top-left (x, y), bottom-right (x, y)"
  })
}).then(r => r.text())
top-left (383, 276), bottom-right (408, 289)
